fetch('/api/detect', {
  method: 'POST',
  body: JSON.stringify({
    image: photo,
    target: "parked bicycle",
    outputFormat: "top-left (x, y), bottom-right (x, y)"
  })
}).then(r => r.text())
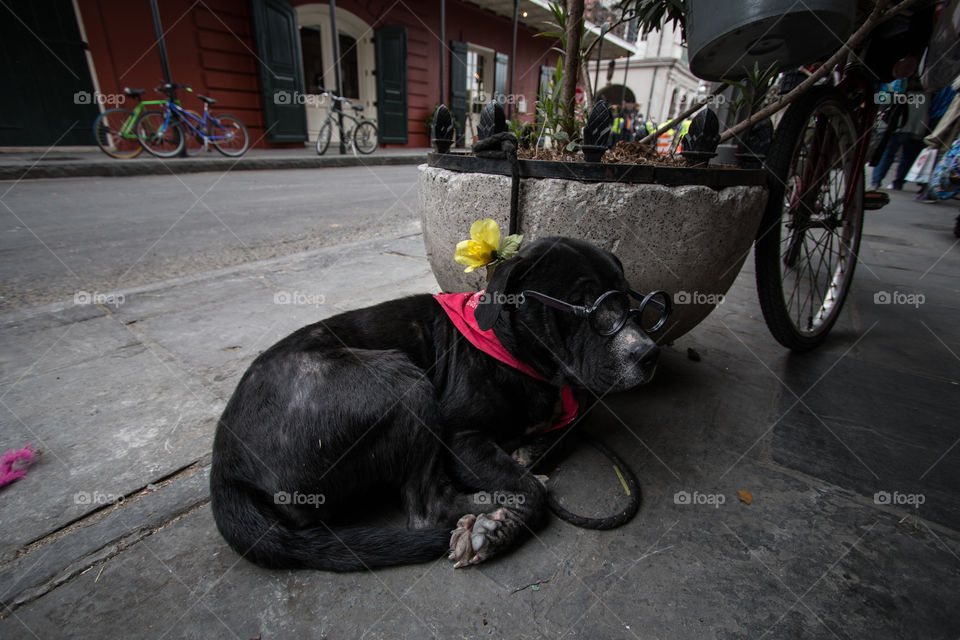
top-left (315, 90), bottom-right (378, 155)
top-left (92, 87), bottom-right (170, 159)
top-left (135, 83), bottom-right (250, 158)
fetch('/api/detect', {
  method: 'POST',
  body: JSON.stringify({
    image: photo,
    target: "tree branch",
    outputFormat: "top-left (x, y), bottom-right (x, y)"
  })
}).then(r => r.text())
top-left (561, 0), bottom-right (585, 139)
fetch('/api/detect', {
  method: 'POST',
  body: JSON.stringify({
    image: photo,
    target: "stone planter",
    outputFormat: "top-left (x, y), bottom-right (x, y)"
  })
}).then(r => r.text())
top-left (419, 155), bottom-right (768, 342)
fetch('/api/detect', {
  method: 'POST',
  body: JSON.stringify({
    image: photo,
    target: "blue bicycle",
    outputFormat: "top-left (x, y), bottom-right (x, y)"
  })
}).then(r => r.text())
top-left (135, 83), bottom-right (250, 158)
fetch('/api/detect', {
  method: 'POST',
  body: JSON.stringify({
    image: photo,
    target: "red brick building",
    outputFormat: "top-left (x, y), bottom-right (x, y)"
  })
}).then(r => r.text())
top-left (1, 0), bottom-right (635, 149)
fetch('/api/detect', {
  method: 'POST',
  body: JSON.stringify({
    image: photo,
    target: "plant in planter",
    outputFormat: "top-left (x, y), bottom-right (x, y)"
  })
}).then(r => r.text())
top-left (421, 1), bottom-right (774, 343)
top-left (722, 61), bottom-right (780, 167)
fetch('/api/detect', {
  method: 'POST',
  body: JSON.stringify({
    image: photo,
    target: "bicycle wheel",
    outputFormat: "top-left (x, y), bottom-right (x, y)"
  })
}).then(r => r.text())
top-left (210, 114), bottom-right (250, 157)
top-left (755, 86), bottom-right (865, 351)
top-left (135, 110), bottom-right (184, 158)
top-left (353, 121), bottom-right (378, 154)
top-left (93, 108), bottom-right (142, 159)
top-left (316, 121), bottom-right (332, 155)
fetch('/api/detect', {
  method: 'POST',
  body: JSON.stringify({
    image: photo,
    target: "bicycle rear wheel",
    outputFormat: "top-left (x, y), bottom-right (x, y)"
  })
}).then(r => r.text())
top-left (210, 114), bottom-right (250, 157)
top-left (93, 108), bottom-right (142, 159)
top-left (316, 122), bottom-right (332, 155)
top-left (135, 110), bottom-right (184, 158)
top-left (353, 121), bottom-right (378, 154)
top-left (755, 86), bottom-right (865, 351)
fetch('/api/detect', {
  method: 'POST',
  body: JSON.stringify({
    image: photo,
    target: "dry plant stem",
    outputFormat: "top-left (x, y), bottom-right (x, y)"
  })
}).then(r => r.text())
top-left (638, 85), bottom-right (727, 145)
top-left (581, 9), bottom-right (638, 62)
top-left (562, 0), bottom-right (585, 138)
top-left (719, 0), bottom-right (922, 143)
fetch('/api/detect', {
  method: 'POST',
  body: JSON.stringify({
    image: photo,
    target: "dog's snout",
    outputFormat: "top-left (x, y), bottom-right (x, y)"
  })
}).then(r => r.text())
top-left (632, 343), bottom-right (659, 368)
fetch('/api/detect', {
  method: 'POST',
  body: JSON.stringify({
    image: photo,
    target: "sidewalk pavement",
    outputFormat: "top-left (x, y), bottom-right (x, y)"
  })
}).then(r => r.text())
top-left (0, 147), bottom-right (431, 181)
top-left (0, 192), bottom-right (958, 638)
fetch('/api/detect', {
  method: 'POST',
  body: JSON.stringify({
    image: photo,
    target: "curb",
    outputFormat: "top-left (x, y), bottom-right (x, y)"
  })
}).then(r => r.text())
top-left (0, 153), bottom-right (429, 181)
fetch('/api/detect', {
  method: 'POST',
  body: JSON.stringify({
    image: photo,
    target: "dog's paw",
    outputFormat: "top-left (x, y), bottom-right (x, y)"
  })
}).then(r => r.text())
top-left (448, 509), bottom-right (513, 568)
top-left (511, 446), bottom-right (534, 467)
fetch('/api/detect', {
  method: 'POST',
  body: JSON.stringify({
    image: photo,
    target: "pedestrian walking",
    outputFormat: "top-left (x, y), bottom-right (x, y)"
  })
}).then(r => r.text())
top-left (871, 80), bottom-right (929, 190)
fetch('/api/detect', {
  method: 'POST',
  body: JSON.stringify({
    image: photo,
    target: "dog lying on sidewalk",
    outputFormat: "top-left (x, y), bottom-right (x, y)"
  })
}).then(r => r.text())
top-left (210, 237), bottom-right (663, 571)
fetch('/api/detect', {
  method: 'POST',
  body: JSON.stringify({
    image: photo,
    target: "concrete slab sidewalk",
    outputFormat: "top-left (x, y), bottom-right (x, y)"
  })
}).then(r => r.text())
top-left (0, 147), bottom-right (431, 181)
top-left (0, 192), bottom-right (958, 638)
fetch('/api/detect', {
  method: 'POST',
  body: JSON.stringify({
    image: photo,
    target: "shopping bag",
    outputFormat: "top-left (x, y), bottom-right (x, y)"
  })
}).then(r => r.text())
top-left (905, 147), bottom-right (938, 183)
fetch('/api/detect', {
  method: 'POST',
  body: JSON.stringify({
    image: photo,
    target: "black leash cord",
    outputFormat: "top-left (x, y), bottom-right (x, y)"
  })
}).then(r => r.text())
top-left (472, 132), bottom-right (521, 235)
top-left (543, 431), bottom-right (643, 530)
top-left (472, 134), bottom-right (639, 528)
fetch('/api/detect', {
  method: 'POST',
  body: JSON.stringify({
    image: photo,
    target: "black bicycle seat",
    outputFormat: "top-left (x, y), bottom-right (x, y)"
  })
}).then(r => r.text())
top-left (197, 95), bottom-right (217, 105)
top-left (124, 88), bottom-right (146, 98)
top-left (351, 104), bottom-right (364, 112)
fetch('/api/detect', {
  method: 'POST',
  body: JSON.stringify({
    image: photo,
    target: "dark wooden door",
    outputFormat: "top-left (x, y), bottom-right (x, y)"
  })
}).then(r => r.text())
top-left (0, 0), bottom-right (98, 146)
top-left (450, 41), bottom-right (468, 147)
top-left (250, 0), bottom-right (307, 142)
top-left (375, 26), bottom-right (407, 144)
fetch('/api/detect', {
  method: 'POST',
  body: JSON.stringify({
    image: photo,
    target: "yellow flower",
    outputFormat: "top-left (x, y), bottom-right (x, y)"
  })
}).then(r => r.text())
top-left (454, 219), bottom-right (501, 272)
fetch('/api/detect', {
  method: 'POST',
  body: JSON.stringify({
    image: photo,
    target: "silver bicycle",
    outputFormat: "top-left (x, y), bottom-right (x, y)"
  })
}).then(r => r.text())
top-left (315, 90), bottom-right (379, 155)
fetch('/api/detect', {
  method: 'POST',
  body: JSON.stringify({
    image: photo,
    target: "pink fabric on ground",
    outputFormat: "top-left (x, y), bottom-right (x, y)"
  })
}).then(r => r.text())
top-left (0, 444), bottom-right (36, 488)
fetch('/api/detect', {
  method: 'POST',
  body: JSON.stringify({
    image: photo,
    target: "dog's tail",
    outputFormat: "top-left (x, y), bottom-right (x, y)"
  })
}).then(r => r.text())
top-left (210, 481), bottom-right (450, 571)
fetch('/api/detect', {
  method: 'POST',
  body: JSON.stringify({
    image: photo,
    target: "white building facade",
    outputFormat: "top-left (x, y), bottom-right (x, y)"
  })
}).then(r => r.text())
top-left (587, 24), bottom-right (706, 129)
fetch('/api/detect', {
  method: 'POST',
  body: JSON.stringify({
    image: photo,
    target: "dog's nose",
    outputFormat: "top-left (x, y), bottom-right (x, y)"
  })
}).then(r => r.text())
top-left (632, 343), bottom-right (659, 368)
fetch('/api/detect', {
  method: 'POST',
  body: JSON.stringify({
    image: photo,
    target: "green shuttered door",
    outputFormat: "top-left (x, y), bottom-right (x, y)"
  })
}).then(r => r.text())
top-left (375, 26), bottom-right (407, 144)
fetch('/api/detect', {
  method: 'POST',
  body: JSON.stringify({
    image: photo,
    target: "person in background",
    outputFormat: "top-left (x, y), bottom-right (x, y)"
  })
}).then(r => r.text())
top-left (916, 74), bottom-right (960, 201)
top-left (928, 84), bottom-right (956, 132)
top-left (609, 105), bottom-right (624, 148)
top-left (871, 78), bottom-right (929, 190)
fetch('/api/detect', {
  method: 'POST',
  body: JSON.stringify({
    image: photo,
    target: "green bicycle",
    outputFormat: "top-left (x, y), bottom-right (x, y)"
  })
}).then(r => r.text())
top-left (92, 87), bottom-right (168, 159)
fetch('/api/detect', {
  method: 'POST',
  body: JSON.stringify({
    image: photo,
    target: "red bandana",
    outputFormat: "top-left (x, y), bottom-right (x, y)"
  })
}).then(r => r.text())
top-left (434, 290), bottom-right (578, 433)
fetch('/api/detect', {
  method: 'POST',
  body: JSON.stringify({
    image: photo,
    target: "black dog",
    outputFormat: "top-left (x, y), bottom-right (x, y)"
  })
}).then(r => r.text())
top-left (210, 237), bottom-right (661, 571)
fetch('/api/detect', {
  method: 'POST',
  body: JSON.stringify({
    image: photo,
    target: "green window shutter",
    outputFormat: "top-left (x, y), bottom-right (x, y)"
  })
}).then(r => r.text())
top-left (375, 26), bottom-right (407, 144)
top-left (450, 41), bottom-right (468, 147)
top-left (494, 52), bottom-right (508, 103)
top-left (250, 0), bottom-right (307, 142)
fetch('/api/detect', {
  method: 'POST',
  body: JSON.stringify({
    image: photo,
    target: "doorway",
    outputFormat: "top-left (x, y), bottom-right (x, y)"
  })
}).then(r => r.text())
top-left (296, 4), bottom-right (377, 144)
top-left (0, 0), bottom-right (99, 146)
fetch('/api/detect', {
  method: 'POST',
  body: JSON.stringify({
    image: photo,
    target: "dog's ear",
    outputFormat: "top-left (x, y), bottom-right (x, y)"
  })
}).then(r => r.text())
top-left (475, 256), bottom-right (523, 331)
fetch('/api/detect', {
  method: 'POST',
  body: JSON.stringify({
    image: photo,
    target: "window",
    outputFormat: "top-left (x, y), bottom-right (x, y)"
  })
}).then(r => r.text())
top-left (339, 32), bottom-right (360, 100)
top-left (300, 26), bottom-right (324, 92)
top-left (467, 50), bottom-right (486, 114)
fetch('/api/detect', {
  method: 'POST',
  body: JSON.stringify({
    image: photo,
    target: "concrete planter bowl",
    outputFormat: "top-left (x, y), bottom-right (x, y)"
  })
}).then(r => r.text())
top-left (419, 154), bottom-right (769, 342)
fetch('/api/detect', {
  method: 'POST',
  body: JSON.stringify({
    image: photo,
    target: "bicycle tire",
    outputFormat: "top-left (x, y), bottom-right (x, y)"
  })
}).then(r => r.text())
top-left (353, 121), bottom-right (378, 154)
top-left (316, 122), bottom-right (332, 155)
top-left (135, 110), bottom-right (185, 158)
top-left (93, 108), bottom-right (142, 159)
top-left (755, 86), bottom-right (865, 351)
top-left (210, 114), bottom-right (250, 157)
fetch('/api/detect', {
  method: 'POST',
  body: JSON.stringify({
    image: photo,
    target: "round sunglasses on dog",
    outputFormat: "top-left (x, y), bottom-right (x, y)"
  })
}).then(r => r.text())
top-left (520, 289), bottom-right (672, 335)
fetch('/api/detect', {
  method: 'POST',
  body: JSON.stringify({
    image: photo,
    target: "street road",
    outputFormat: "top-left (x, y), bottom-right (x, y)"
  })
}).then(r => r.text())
top-left (0, 166), bottom-right (421, 310)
